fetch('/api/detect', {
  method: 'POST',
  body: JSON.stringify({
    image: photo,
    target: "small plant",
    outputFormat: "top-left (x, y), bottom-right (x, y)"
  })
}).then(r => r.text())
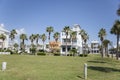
top-left (79, 54), bottom-right (88, 57)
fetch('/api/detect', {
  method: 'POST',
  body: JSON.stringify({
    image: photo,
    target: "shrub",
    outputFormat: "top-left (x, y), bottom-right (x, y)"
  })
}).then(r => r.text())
top-left (37, 52), bottom-right (46, 56)
top-left (53, 53), bottom-right (60, 56)
top-left (67, 54), bottom-right (73, 56)
top-left (79, 54), bottom-right (88, 57)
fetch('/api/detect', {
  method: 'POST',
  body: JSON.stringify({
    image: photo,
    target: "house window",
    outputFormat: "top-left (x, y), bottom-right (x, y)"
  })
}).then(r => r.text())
top-left (62, 47), bottom-right (66, 52)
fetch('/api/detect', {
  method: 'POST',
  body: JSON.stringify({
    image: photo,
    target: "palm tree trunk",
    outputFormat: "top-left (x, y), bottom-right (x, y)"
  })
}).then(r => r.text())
top-left (116, 35), bottom-right (119, 60)
top-left (101, 41), bottom-right (104, 58)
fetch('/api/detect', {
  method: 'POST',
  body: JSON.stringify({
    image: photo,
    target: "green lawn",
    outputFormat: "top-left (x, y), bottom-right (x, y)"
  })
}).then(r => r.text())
top-left (0, 54), bottom-right (120, 80)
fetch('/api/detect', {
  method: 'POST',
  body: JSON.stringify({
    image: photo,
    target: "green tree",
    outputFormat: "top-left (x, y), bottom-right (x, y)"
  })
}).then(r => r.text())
top-left (79, 29), bottom-right (89, 55)
top-left (62, 26), bottom-right (71, 56)
top-left (29, 34), bottom-right (35, 45)
top-left (0, 34), bottom-right (6, 49)
top-left (70, 31), bottom-right (77, 48)
top-left (9, 29), bottom-right (17, 49)
top-left (20, 34), bottom-right (27, 53)
top-left (35, 34), bottom-right (40, 55)
top-left (102, 39), bottom-right (110, 57)
top-left (53, 32), bottom-right (60, 42)
top-left (41, 34), bottom-right (47, 52)
top-left (110, 20), bottom-right (120, 60)
top-left (46, 26), bottom-right (54, 41)
top-left (98, 28), bottom-right (106, 58)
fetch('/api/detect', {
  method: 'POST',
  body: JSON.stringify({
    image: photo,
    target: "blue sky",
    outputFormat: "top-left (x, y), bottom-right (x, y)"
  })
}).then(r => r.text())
top-left (0, 0), bottom-right (119, 45)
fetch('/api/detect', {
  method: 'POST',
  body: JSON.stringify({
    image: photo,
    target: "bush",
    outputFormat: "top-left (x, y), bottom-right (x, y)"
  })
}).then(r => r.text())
top-left (67, 54), bottom-right (73, 56)
top-left (79, 54), bottom-right (88, 57)
top-left (53, 53), bottom-right (60, 56)
top-left (37, 52), bottom-right (46, 56)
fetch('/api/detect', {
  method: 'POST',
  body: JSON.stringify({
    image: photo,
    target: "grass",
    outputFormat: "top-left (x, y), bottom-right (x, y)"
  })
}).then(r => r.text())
top-left (0, 54), bottom-right (120, 80)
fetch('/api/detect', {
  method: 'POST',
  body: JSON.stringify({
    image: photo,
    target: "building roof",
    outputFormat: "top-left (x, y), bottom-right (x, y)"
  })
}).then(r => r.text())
top-left (0, 24), bottom-right (9, 33)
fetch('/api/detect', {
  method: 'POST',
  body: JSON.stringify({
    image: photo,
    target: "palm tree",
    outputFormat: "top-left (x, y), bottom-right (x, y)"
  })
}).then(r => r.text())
top-left (53, 32), bottom-right (60, 42)
top-left (98, 28), bottom-right (106, 58)
top-left (20, 34), bottom-right (27, 52)
top-left (29, 34), bottom-right (35, 45)
top-left (62, 26), bottom-right (71, 56)
top-left (41, 34), bottom-right (47, 52)
top-left (102, 39), bottom-right (110, 57)
top-left (110, 20), bottom-right (120, 60)
top-left (9, 29), bottom-right (17, 49)
top-left (79, 29), bottom-right (89, 55)
top-left (0, 34), bottom-right (6, 49)
top-left (46, 26), bottom-right (54, 52)
top-left (46, 26), bottom-right (54, 41)
top-left (70, 31), bottom-right (77, 52)
top-left (35, 34), bottom-right (40, 55)
top-left (35, 34), bottom-right (40, 46)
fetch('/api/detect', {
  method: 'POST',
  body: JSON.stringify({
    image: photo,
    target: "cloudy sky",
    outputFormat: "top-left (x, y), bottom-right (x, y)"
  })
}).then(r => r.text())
top-left (0, 0), bottom-right (119, 45)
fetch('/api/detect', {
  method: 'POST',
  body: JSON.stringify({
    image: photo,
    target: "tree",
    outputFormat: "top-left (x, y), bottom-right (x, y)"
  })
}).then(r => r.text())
top-left (110, 20), bottom-right (120, 60)
top-left (69, 48), bottom-right (77, 56)
top-left (9, 29), bottom-right (17, 49)
top-left (35, 34), bottom-right (40, 46)
top-left (40, 34), bottom-right (47, 52)
top-left (102, 39), bottom-right (110, 57)
top-left (0, 34), bottom-right (6, 49)
top-left (20, 34), bottom-right (27, 53)
top-left (98, 28), bottom-right (106, 58)
top-left (29, 34), bottom-right (35, 45)
top-left (46, 26), bottom-right (54, 52)
top-left (53, 32), bottom-right (60, 42)
top-left (46, 26), bottom-right (54, 41)
top-left (79, 29), bottom-right (89, 56)
top-left (70, 31), bottom-right (77, 48)
top-left (35, 34), bottom-right (40, 55)
top-left (62, 26), bottom-right (71, 56)
top-left (13, 43), bottom-right (19, 53)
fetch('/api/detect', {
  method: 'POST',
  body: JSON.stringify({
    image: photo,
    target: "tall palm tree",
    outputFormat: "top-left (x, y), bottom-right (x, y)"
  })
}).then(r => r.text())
top-left (79, 29), bottom-right (89, 55)
top-left (35, 34), bottom-right (40, 55)
top-left (46, 26), bottom-right (54, 52)
top-left (9, 29), bottom-right (17, 49)
top-left (102, 39), bottom-right (110, 57)
top-left (46, 26), bottom-right (54, 41)
top-left (0, 34), bottom-right (6, 49)
top-left (29, 34), bottom-right (35, 45)
top-left (70, 31), bottom-right (77, 49)
top-left (53, 32), bottom-right (60, 42)
top-left (62, 26), bottom-right (71, 56)
top-left (98, 28), bottom-right (106, 58)
top-left (20, 34), bottom-right (27, 52)
top-left (41, 34), bottom-right (47, 51)
top-left (35, 34), bottom-right (40, 46)
top-left (110, 20), bottom-right (120, 60)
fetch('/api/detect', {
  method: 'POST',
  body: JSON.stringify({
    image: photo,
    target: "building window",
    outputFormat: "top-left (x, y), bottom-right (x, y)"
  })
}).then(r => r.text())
top-left (62, 47), bottom-right (66, 52)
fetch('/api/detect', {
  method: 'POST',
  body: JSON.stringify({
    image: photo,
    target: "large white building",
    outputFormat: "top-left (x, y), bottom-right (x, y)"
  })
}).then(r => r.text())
top-left (0, 24), bottom-right (9, 49)
top-left (60, 24), bottom-right (82, 55)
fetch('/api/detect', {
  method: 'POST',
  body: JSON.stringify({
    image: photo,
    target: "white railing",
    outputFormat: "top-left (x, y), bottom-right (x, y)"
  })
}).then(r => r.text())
top-left (0, 52), bottom-right (10, 55)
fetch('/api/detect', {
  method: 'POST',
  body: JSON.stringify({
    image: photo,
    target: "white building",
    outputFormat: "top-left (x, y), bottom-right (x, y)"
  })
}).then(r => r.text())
top-left (0, 24), bottom-right (9, 49)
top-left (91, 40), bottom-right (100, 53)
top-left (60, 24), bottom-right (82, 55)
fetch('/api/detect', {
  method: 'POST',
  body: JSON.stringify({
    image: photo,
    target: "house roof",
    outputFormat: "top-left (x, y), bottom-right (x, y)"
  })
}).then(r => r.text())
top-left (0, 24), bottom-right (9, 33)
